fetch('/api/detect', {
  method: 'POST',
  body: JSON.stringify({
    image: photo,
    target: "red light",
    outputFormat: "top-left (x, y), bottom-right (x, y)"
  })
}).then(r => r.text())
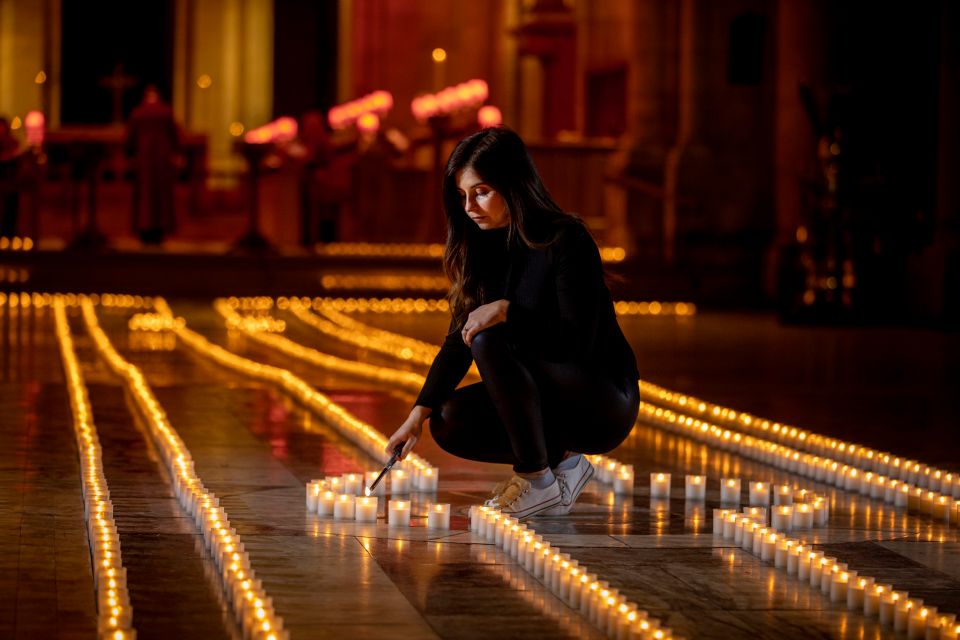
top-left (478, 105), bottom-right (502, 128)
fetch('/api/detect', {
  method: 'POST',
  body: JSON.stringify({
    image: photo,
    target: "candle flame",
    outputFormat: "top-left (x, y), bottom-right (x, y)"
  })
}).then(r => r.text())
top-left (364, 487), bottom-right (371, 496)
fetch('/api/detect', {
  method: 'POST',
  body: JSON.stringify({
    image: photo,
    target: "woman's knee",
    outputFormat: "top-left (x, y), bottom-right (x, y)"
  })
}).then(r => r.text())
top-left (469, 324), bottom-right (509, 363)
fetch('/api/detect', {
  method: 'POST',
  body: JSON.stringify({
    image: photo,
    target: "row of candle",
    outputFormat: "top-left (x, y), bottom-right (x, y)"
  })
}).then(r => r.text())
top-left (156, 298), bottom-right (439, 489)
top-left (80, 300), bottom-right (288, 640)
top-left (304, 486), bottom-right (453, 529)
top-left (229, 295), bottom-right (451, 315)
top-left (53, 301), bottom-right (137, 640)
top-left (305, 468), bottom-right (439, 505)
top-left (640, 380), bottom-right (960, 500)
top-left (713, 502), bottom-right (828, 542)
top-left (214, 300), bottom-right (429, 394)
top-left (585, 455), bottom-right (636, 495)
top-left (470, 506), bottom-right (673, 639)
top-left (0, 291), bottom-right (154, 310)
top-left (634, 401), bottom-right (960, 529)
top-left (726, 515), bottom-right (959, 640)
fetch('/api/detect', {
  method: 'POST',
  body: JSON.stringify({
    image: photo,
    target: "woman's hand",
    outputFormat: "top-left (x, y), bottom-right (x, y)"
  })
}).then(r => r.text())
top-left (386, 405), bottom-right (431, 460)
top-left (461, 299), bottom-right (510, 347)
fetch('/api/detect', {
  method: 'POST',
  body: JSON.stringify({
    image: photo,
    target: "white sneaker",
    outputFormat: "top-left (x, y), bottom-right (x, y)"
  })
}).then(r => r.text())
top-left (543, 455), bottom-right (594, 515)
top-left (484, 475), bottom-right (562, 520)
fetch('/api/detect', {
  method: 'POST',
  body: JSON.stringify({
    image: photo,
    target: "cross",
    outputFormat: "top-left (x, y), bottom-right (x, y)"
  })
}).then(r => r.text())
top-left (98, 62), bottom-right (138, 124)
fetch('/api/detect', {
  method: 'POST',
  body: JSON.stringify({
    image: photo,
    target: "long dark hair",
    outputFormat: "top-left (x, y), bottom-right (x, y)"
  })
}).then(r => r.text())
top-left (442, 127), bottom-right (581, 328)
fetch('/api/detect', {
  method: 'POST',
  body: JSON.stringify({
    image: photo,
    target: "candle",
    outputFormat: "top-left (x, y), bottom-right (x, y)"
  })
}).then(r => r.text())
top-left (865, 583), bottom-right (889, 617)
top-left (535, 545), bottom-right (552, 579)
top-left (327, 477), bottom-right (343, 494)
top-left (774, 538), bottom-right (793, 568)
top-left (923, 490), bottom-right (937, 515)
top-left (419, 467), bottom-right (439, 492)
top-left (773, 485), bottom-right (793, 506)
top-left (364, 471), bottom-right (385, 496)
top-left (932, 496), bottom-right (953, 523)
top-left (771, 506), bottom-right (793, 532)
top-left (317, 490), bottom-right (336, 516)
top-left (844, 468), bottom-right (860, 491)
top-left (812, 499), bottom-right (829, 526)
top-left (791, 504), bottom-right (814, 529)
top-left (723, 513), bottom-right (738, 540)
top-left (829, 570), bottom-right (850, 603)
top-left (823, 562), bottom-right (846, 595)
top-left (909, 605), bottom-right (937, 640)
top-left (649, 473), bottom-right (671, 499)
top-left (306, 481), bottom-right (321, 512)
top-left (749, 482), bottom-right (770, 506)
top-left (713, 508), bottom-right (730, 534)
top-left (720, 478), bottom-right (741, 504)
top-left (342, 473), bottom-right (364, 496)
top-left (760, 532), bottom-right (777, 563)
top-left (880, 590), bottom-right (904, 627)
top-left (787, 544), bottom-right (804, 575)
top-left (391, 469), bottom-right (409, 494)
top-left (743, 506), bottom-right (767, 525)
top-left (895, 597), bottom-right (920, 634)
top-left (896, 483), bottom-right (911, 508)
top-left (572, 572), bottom-right (595, 610)
top-left (847, 575), bottom-right (872, 611)
top-left (685, 475), bottom-right (706, 501)
top-left (800, 550), bottom-right (821, 582)
top-left (333, 494), bottom-right (356, 520)
top-left (870, 474), bottom-right (887, 499)
top-left (614, 465), bottom-right (635, 495)
top-left (752, 527), bottom-right (767, 556)
top-left (388, 499), bottom-right (411, 527)
top-left (811, 556), bottom-right (831, 588)
top-left (355, 496), bottom-right (378, 522)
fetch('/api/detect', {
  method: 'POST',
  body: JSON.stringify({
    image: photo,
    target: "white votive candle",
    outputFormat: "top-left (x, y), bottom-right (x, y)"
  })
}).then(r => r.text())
top-left (771, 505), bottom-right (793, 532)
top-left (879, 591), bottom-right (903, 627)
top-left (774, 539), bottom-right (792, 568)
top-left (306, 481), bottom-right (321, 512)
top-left (327, 476), bottom-right (343, 494)
top-left (830, 571), bottom-right (850, 603)
top-left (334, 494), bottom-right (356, 520)
top-left (720, 478), bottom-right (741, 504)
top-left (787, 544), bottom-right (804, 575)
top-left (909, 605), bottom-right (936, 640)
top-left (388, 499), bottom-right (411, 527)
top-left (317, 490), bottom-right (336, 516)
top-left (342, 473), bottom-right (364, 496)
top-left (419, 467), bottom-right (439, 492)
top-left (813, 499), bottom-right (829, 526)
top-left (649, 473), bottom-right (670, 499)
top-left (896, 483), bottom-right (911, 508)
top-left (792, 503), bottom-right (814, 529)
top-left (723, 513), bottom-right (738, 540)
top-left (355, 496), bottom-right (378, 522)
top-left (713, 508), bottom-right (730, 533)
top-left (743, 506), bottom-right (767, 525)
top-left (614, 465), bottom-right (635, 495)
top-left (895, 598), bottom-right (920, 633)
top-left (865, 583), bottom-right (889, 617)
top-left (774, 485), bottom-right (793, 505)
top-left (760, 532), bottom-right (777, 562)
top-left (798, 550), bottom-right (819, 581)
top-left (427, 503), bottom-right (450, 530)
top-left (749, 481), bottom-right (770, 506)
top-left (752, 527), bottom-right (767, 556)
top-left (685, 475), bottom-right (706, 501)
top-left (364, 471), bottom-right (385, 496)
top-left (391, 469), bottom-right (409, 494)
top-left (932, 496), bottom-right (953, 523)
top-left (847, 576), bottom-right (872, 611)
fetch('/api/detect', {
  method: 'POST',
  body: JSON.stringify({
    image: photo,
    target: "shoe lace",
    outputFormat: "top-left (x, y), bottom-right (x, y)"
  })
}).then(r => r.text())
top-left (555, 473), bottom-right (570, 501)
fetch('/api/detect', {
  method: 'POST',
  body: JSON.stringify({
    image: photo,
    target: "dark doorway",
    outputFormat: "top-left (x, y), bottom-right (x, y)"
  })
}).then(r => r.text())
top-left (61, 0), bottom-right (174, 124)
top-left (273, 0), bottom-right (339, 118)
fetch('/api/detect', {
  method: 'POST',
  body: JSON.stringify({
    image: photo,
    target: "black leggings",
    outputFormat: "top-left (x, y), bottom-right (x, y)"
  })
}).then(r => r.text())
top-left (429, 325), bottom-right (640, 473)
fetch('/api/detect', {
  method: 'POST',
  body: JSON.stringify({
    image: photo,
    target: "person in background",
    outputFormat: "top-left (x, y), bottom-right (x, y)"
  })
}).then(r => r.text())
top-left (387, 127), bottom-right (640, 519)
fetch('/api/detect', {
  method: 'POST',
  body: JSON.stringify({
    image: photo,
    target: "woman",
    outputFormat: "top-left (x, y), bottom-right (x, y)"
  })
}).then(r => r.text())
top-left (386, 127), bottom-right (640, 519)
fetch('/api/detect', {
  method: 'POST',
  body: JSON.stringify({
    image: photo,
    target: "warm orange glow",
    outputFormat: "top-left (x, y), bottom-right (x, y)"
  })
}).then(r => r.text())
top-left (478, 105), bottom-right (502, 128)
top-left (411, 79), bottom-right (489, 122)
top-left (229, 122), bottom-right (244, 137)
top-left (34, 70), bottom-right (47, 84)
top-left (196, 74), bottom-right (213, 89)
top-left (431, 47), bottom-right (447, 62)
top-left (24, 111), bottom-right (45, 146)
top-left (329, 90), bottom-right (394, 129)
top-left (357, 112), bottom-right (380, 135)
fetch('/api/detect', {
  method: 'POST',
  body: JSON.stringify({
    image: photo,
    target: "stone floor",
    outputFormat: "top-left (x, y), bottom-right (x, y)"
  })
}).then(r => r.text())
top-left (1, 299), bottom-right (958, 639)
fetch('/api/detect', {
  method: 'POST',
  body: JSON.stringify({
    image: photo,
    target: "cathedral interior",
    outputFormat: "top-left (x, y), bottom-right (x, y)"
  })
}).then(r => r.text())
top-left (1, 1), bottom-right (958, 639)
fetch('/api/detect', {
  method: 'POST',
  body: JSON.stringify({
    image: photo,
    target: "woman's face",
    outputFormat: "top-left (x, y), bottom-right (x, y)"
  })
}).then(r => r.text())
top-left (456, 166), bottom-right (510, 230)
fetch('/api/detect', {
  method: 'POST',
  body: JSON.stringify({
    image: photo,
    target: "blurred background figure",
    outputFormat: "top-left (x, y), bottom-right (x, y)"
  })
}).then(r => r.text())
top-left (125, 85), bottom-right (180, 244)
top-left (296, 109), bottom-right (351, 245)
top-left (0, 116), bottom-right (22, 238)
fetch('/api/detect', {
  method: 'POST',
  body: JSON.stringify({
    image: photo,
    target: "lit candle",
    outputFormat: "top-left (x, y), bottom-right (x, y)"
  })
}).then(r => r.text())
top-left (909, 486), bottom-right (925, 513)
top-left (388, 499), bottom-right (411, 527)
top-left (614, 465), bottom-right (634, 495)
top-left (720, 478), bottom-right (741, 504)
top-left (880, 590), bottom-right (904, 627)
top-left (773, 484), bottom-right (793, 506)
top-left (909, 605), bottom-right (937, 640)
top-left (723, 513), bottom-right (738, 540)
top-left (771, 505), bottom-right (793, 532)
top-left (844, 468), bottom-right (860, 491)
top-left (333, 494), bottom-right (356, 520)
top-left (923, 490), bottom-right (937, 516)
top-left (865, 583), bottom-right (889, 617)
top-left (327, 476), bottom-right (343, 494)
top-left (572, 572), bottom-right (595, 610)
top-left (791, 504), bottom-right (814, 529)
top-left (799, 550), bottom-right (821, 582)
top-left (535, 544), bottom-right (552, 579)
top-left (425, 503), bottom-right (450, 530)
top-left (895, 597), bottom-right (920, 634)
top-left (355, 496), bottom-right (378, 523)
top-left (847, 575), bottom-right (872, 611)
top-left (685, 475), bottom-right (706, 501)
top-left (749, 482), bottom-right (770, 507)
top-left (649, 472), bottom-right (670, 499)
top-left (342, 473), bottom-right (364, 496)
top-left (743, 506), bottom-right (767, 525)
top-left (760, 532), bottom-right (777, 563)
top-left (812, 499), bottom-right (829, 526)
top-left (932, 495), bottom-right (953, 523)
top-left (737, 519), bottom-right (751, 548)
top-left (306, 481), bottom-right (321, 512)
top-left (713, 508), bottom-right (730, 534)
top-left (391, 469), bottom-right (409, 494)
top-left (787, 544), bottom-right (804, 575)
top-left (317, 490), bottom-right (336, 516)
top-left (364, 471), bottom-right (385, 496)
top-left (752, 526), bottom-right (767, 556)
top-left (896, 483), bottom-right (911, 508)
top-left (829, 570), bottom-right (850, 603)
top-left (810, 556), bottom-right (831, 588)
top-left (822, 562), bottom-right (846, 595)
top-left (418, 467), bottom-right (439, 492)
top-left (774, 538), bottom-right (793, 568)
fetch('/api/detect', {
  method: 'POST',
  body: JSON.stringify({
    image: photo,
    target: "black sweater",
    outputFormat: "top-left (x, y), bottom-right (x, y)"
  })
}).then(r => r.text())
top-left (415, 222), bottom-right (639, 410)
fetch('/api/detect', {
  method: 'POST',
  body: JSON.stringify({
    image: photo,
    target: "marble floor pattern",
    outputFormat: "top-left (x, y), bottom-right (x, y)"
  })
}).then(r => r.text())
top-left (1, 299), bottom-right (958, 639)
